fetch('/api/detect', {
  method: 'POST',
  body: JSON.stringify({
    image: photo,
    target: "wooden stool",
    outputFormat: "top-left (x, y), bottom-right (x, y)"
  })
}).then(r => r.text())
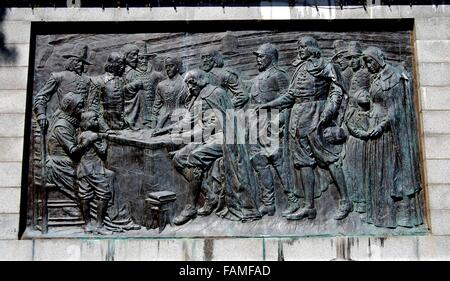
top-left (145, 191), bottom-right (176, 233)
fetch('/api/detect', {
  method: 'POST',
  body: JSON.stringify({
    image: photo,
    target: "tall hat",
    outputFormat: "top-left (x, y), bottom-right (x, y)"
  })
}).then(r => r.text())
top-left (136, 41), bottom-right (157, 58)
top-left (331, 40), bottom-right (348, 60)
top-left (62, 43), bottom-right (92, 65)
top-left (347, 41), bottom-right (363, 57)
top-left (221, 31), bottom-right (239, 55)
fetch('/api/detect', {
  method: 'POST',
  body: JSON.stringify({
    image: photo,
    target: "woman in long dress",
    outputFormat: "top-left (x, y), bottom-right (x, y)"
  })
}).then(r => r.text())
top-left (362, 47), bottom-right (423, 228)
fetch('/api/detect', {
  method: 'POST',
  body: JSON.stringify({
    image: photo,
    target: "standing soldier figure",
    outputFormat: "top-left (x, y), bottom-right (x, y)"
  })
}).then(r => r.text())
top-left (247, 43), bottom-right (289, 216)
top-left (258, 36), bottom-right (353, 221)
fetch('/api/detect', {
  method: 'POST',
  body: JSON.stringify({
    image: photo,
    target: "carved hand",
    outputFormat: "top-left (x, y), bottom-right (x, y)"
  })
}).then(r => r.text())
top-left (233, 94), bottom-right (249, 109)
top-left (318, 112), bottom-right (332, 128)
top-left (323, 128), bottom-right (335, 143)
top-left (369, 126), bottom-right (384, 138)
top-left (38, 116), bottom-right (48, 133)
top-left (254, 103), bottom-right (268, 113)
top-left (317, 117), bottom-right (328, 129)
top-left (79, 131), bottom-right (99, 147)
top-left (360, 131), bottom-right (370, 140)
top-left (168, 151), bottom-right (176, 159)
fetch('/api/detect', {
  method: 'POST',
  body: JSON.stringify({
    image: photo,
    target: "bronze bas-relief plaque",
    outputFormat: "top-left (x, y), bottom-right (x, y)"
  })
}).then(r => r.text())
top-left (23, 25), bottom-right (427, 238)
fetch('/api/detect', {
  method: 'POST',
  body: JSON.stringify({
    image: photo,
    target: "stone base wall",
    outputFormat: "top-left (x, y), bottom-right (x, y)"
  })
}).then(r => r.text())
top-left (0, 5), bottom-right (449, 260)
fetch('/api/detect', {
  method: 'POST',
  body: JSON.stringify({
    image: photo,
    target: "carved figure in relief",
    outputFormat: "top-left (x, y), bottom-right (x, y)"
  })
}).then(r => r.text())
top-left (342, 41), bottom-right (372, 213)
top-left (90, 52), bottom-right (126, 130)
top-left (331, 40), bottom-right (353, 92)
top-left (258, 36), bottom-right (353, 221)
top-left (120, 44), bottom-right (145, 130)
top-left (77, 111), bottom-right (113, 235)
top-left (33, 43), bottom-right (102, 132)
top-left (152, 69), bottom-right (260, 225)
top-left (151, 56), bottom-right (189, 129)
top-left (135, 43), bottom-right (165, 128)
top-left (45, 92), bottom-right (85, 193)
top-left (199, 47), bottom-right (249, 109)
top-left (247, 43), bottom-right (289, 216)
top-left (30, 31), bottom-right (426, 235)
top-left (344, 89), bottom-right (371, 215)
top-left (362, 46), bottom-right (423, 228)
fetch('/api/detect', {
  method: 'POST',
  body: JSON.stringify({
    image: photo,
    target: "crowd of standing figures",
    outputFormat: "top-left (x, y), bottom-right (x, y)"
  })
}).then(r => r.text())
top-left (33, 35), bottom-right (424, 235)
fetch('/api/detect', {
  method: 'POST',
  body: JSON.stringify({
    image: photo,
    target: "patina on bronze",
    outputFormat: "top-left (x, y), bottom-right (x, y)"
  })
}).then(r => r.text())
top-left (24, 28), bottom-right (426, 237)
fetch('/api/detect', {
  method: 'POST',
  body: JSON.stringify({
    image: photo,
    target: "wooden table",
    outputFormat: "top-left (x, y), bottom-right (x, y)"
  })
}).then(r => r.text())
top-left (105, 130), bottom-right (188, 226)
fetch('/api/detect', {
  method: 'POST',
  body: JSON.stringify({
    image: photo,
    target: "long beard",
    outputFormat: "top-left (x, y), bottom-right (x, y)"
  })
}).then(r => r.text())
top-left (137, 62), bottom-right (148, 72)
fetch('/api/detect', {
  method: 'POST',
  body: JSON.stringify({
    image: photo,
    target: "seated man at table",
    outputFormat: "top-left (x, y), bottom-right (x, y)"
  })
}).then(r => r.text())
top-left (152, 69), bottom-right (260, 225)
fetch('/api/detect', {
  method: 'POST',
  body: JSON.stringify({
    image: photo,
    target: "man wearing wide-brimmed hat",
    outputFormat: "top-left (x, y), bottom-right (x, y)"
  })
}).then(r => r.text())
top-left (33, 43), bottom-right (97, 132)
top-left (346, 41), bottom-right (371, 107)
top-left (135, 42), bottom-right (165, 128)
top-left (331, 40), bottom-right (353, 92)
top-left (120, 43), bottom-right (146, 130)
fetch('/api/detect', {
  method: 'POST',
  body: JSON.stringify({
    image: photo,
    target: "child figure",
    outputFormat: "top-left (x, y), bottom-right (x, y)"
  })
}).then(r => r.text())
top-left (77, 111), bottom-right (113, 235)
top-left (344, 89), bottom-right (371, 214)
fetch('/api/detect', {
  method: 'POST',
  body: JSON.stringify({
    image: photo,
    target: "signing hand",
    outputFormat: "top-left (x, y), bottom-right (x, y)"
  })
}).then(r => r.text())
top-left (151, 128), bottom-right (168, 137)
top-left (106, 129), bottom-right (118, 135)
top-left (254, 103), bottom-right (269, 114)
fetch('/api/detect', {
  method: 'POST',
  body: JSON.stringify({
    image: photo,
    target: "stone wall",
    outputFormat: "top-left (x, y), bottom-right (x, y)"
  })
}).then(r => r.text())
top-left (0, 5), bottom-right (449, 260)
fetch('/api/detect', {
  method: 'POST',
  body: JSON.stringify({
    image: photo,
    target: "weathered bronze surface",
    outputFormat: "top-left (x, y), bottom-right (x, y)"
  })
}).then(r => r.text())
top-left (24, 28), bottom-right (427, 237)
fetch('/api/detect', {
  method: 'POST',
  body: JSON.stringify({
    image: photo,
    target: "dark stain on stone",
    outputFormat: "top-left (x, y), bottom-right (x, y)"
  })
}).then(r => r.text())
top-left (333, 237), bottom-right (352, 261)
top-left (106, 240), bottom-right (115, 261)
top-left (347, 237), bottom-right (353, 259)
top-left (182, 240), bottom-right (190, 260)
top-left (286, 238), bottom-right (296, 246)
top-left (368, 237), bottom-right (372, 259)
top-left (278, 239), bottom-right (284, 261)
top-left (203, 238), bottom-right (214, 261)
top-left (379, 237), bottom-right (385, 247)
top-left (157, 240), bottom-right (160, 255)
top-left (338, 238), bottom-right (345, 260)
